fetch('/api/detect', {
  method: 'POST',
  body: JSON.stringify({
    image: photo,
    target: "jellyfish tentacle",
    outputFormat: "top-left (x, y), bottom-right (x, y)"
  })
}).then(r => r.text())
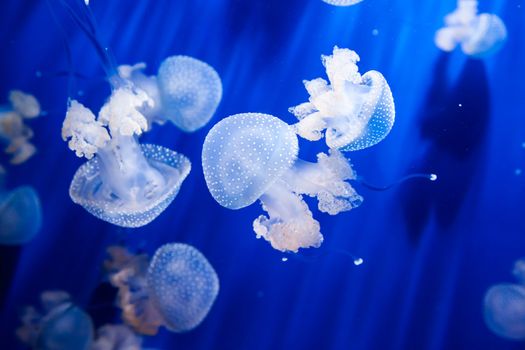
top-left (355, 173), bottom-right (437, 191)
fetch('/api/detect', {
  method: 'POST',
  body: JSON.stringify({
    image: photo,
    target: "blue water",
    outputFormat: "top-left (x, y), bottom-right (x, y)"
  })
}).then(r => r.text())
top-left (1, 0), bottom-right (524, 349)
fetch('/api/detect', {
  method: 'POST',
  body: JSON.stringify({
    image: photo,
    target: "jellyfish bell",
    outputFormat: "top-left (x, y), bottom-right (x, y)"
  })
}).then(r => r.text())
top-left (63, 89), bottom-right (191, 228)
top-left (119, 55), bottom-right (223, 132)
top-left (484, 283), bottom-right (525, 340)
top-left (321, 0), bottom-right (364, 6)
top-left (16, 291), bottom-right (94, 350)
top-left (202, 113), bottom-right (362, 252)
top-left (147, 243), bottom-right (220, 333)
top-left (289, 46), bottom-right (395, 152)
top-left (106, 244), bottom-right (219, 335)
top-left (0, 185), bottom-right (42, 245)
top-left (461, 13), bottom-right (507, 58)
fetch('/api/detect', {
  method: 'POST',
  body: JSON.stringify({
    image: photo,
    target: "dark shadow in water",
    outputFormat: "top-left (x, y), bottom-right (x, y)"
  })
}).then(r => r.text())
top-left (400, 53), bottom-right (490, 241)
top-left (0, 246), bottom-right (21, 309)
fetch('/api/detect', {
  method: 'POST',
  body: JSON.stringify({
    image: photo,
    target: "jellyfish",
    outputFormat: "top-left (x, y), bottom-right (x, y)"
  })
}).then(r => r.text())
top-left (0, 167), bottom-right (42, 245)
top-left (321, 0), bottom-right (364, 6)
top-left (202, 113), bottom-right (363, 252)
top-left (91, 324), bottom-right (142, 350)
top-left (289, 46), bottom-right (395, 152)
top-left (484, 258), bottom-right (525, 340)
top-left (435, 0), bottom-right (507, 58)
top-left (118, 55), bottom-right (222, 132)
top-left (16, 291), bottom-right (94, 350)
top-left (0, 90), bottom-right (41, 164)
top-left (106, 243), bottom-right (219, 335)
top-left (62, 90), bottom-right (191, 227)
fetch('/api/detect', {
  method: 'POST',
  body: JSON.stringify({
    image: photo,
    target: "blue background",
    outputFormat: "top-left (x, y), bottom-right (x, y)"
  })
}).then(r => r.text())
top-left (1, 0), bottom-right (525, 349)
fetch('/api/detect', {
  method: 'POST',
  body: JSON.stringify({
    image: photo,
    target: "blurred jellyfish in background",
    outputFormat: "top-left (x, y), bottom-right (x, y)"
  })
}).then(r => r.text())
top-left (435, 0), bottom-right (507, 58)
top-left (16, 291), bottom-right (94, 350)
top-left (289, 47), bottom-right (395, 152)
top-left (62, 90), bottom-right (191, 227)
top-left (0, 166), bottom-right (42, 245)
top-left (118, 55), bottom-right (222, 132)
top-left (484, 258), bottom-right (525, 340)
top-left (202, 113), bottom-right (363, 252)
top-left (321, 0), bottom-right (364, 6)
top-left (105, 243), bottom-right (219, 335)
top-left (0, 90), bottom-right (41, 164)
top-left (91, 324), bottom-right (142, 350)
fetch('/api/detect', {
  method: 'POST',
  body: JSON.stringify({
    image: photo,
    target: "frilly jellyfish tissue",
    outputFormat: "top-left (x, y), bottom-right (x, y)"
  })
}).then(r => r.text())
top-left (435, 0), bottom-right (507, 58)
top-left (202, 113), bottom-right (363, 253)
top-left (321, 0), bottom-right (364, 6)
top-left (92, 324), bottom-right (142, 350)
top-left (16, 291), bottom-right (94, 350)
top-left (118, 55), bottom-right (222, 132)
top-left (105, 243), bottom-right (219, 335)
top-left (0, 90), bottom-right (41, 164)
top-left (62, 88), bottom-right (191, 228)
top-left (289, 46), bottom-right (395, 152)
top-left (484, 258), bottom-right (525, 340)
top-left (0, 180), bottom-right (42, 245)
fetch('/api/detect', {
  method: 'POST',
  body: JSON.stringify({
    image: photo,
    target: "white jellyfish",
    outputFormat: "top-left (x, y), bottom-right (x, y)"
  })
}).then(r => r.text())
top-left (321, 0), bottom-right (364, 6)
top-left (0, 167), bottom-right (42, 245)
top-left (91, 324), bottom-right (142, 350)
top-left (62, 88), bottom-right (191, 227)
top-left (435, 0), bottom-right (507, 57)
top-left (105, 243), bottom-right (219, 335)
top-left (484, 258), bottom-right (525, 340)
top-left (289, 46), bottom-right (395, 152)
top-left (118, 55), bottom-right (222, 132)
top-left (16, 291), bottom-right (94, 350)
top-left (0, 90), bottom-right (41, 164)
top-left (202, 113), bottom-right (363, 252)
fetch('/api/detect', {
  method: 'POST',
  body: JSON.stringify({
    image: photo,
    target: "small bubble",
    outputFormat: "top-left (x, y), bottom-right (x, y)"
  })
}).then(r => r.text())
top-left (281, 257), bottom-right (288, 262)
top-left (353, 258), bottom-right (363, 266)
top-left (458, 103), bottom-right (462, 107)
top-left (372, 29), bottom-right (379, 36)
top-left (515, 169), bottom-right (522, 176)
top-left (430, 174), bottom-right (438, 181)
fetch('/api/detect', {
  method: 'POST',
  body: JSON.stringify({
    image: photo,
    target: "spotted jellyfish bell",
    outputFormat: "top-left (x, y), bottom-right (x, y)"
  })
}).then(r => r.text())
top-left (118, 55), bottom-right (222, 132)
top-left (62, 87), bottom-right (191, 228)
top-left (105, 243), bottom-right (219, 335)
top-left (321, 0), bottom-right (364, 6)
top-left (16, 291), bottom-right (94, 350)
top-left (484, 258), bottom-right (525, 340)
top-left (289, 47), bottom-right (395, 152)
top-left (435, 0), bottom-right (507, 58)
top-left (202, 113), bottom-right (363, 252)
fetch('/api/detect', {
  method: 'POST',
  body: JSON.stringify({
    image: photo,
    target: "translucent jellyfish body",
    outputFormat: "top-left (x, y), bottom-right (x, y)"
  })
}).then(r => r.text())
top-left (62, 88), bottom-right (191, 227)
top-left (484, 258), bottom-right (525, 340)
top-left (0, 90), bottom-right (41, 164)
top-left (0, 183), bottom-right (42, 245)
top-left (118, 55), bottom-right (222, 132)
top-left (16, 291), bottom-right (94, 350)
top-left (321, 0), bottom-right (364, 6)
top-left (106, 243), bottom-right (219, 335)
top-left (202, 113), bottom-right (363, 252)
top-left (92, 324), bottom-right (142, 350)
top-left (435, 0), bottom-right (507, 58)
top-left (289, 47), bottom-right (395, 152)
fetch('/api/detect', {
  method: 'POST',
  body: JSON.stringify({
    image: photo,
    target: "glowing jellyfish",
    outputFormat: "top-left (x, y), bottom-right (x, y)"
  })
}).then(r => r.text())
top-left (435, 0), bottom-right (507, 57)
top-left (202, 113), bottom-right (363, 252)
top-left (92, 324), bottom-right (142, 350)
top-left (0, 90), bottom-right (41, 164)
top-left (62, 89), bottom-right (191, 227)
top-left (321, 0), bottom-right (364, 6)
top-left (16, 291), bottom-right (94, 350)
top-left (484, 258), bottom-right (525, 340)
top-left (0, 182), bottom-right (42, 245)
top-left (118, 55), bottom-right (222, 132)
top-left (106, 243), bottom-right (219, 335)
top-left (289, 46), bottom-right (395, 152)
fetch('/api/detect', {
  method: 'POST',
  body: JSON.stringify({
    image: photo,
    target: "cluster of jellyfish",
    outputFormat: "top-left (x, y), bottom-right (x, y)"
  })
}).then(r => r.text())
top-left (484, 258), bottom-right (525, 340)
top-left (0, 90), bottom-right (43, 246)
top-left (202, 46), bottom-right (395, 252)
top-left (16, 242), bottom-right (219, 349)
